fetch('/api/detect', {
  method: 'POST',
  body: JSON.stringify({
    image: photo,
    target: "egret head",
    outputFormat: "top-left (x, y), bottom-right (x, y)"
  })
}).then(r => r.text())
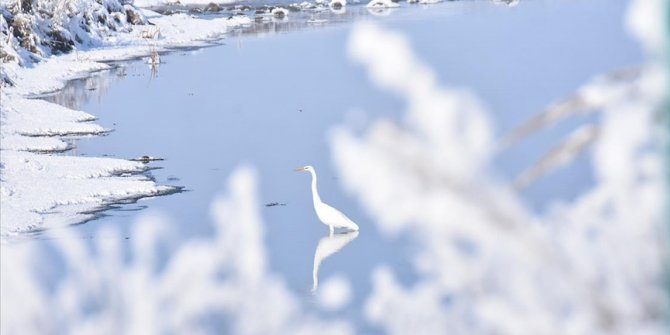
top-left (294, 165), bottom-right (314, 172)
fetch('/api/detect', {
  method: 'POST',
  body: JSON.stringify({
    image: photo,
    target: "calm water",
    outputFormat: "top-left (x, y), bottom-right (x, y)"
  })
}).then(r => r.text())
top-left (48, 0), bottom-right (641, 328)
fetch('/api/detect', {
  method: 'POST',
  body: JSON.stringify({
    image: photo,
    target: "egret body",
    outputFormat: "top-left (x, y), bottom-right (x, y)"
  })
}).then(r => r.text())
top-left (295, 166), bottom-right (360, 235)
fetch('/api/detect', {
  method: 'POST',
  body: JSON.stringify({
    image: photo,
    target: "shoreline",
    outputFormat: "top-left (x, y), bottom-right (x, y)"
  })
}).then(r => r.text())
top-left (0, 7), bottom-right (251, 238)
top-left (0, 0), bottom-right (422, 239)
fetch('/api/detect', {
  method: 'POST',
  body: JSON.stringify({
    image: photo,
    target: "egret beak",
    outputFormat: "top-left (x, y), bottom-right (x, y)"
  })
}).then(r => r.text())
top-left (294, 167), bottom-right (306, 172)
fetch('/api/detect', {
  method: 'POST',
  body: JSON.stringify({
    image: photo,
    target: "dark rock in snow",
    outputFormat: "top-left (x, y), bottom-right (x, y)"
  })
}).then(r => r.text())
top-left (125, 5), bottom-right (146, 25)
top-left (47, 28), bottom-right (74, 54)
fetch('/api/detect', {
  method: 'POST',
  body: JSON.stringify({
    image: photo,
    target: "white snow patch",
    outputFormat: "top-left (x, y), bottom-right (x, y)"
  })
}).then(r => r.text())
top-left (366, 0), bottom-right (399, 8)
top-left (135, 0), bottom-right (237, 7)
top-left (0, 150), bottom-right (178, 237)
top-left (418, 0), bottom-right (442, 4)
top-left (2, 95), bottom-right (105, 137)
top-left (2, 60), bottom-right (111, 96)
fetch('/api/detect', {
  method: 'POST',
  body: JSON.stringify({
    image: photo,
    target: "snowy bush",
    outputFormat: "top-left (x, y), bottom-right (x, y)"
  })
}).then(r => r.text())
top-left (327, 0), bottom-right (667, 332)
top-left (0, 0), bottom-right (146, 65)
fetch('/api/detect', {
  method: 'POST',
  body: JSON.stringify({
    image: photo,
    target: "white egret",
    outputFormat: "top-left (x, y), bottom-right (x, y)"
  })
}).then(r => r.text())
top-left (295, 165), bottom-right (360, 235)
top-left (312, 231), bottom-right (359, 293)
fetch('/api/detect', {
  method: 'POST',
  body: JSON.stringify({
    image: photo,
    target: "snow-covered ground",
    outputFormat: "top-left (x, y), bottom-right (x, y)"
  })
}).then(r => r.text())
top-left (1, 1), bottom-right (250, 238)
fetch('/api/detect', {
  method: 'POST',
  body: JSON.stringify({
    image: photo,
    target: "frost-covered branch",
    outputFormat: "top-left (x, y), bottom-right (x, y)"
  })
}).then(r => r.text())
top-left (331, 19), bottom-right (667, 334)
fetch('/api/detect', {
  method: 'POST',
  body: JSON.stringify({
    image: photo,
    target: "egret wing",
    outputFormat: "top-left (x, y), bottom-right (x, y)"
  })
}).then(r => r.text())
top-left (318, 202), bottom-right (359, 230)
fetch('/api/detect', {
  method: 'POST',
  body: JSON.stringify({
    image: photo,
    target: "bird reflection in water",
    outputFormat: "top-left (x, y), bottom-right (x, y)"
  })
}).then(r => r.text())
top-left (147, 49), bottom-right (160, 79)
top-left (311, 230), bottom-right (359, 293)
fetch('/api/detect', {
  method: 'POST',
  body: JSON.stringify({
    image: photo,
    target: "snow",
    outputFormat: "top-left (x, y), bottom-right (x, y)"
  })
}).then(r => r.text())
top-left (2, 60), bottom-right (111, 96)
top-left (2, 9), bottom-right (250, 96)
top-left (492, 0), bottom-right (519, 7)
top-left (0, 150), bottom-right (180, 237)
top-left (1, 90), bottom-right (175, 238)
top-left (366, 0), bottom-right (399, 8)
top-left (1, 94), bottom-right (103, 152)
top-left (418, 0), bottom-right (442, 5)
top-left (0, 2), bottom-right (250, 238)
top-left (3, 95), bottom-right (105, 137)
top-left (134, 0), bottom-right (237, 7)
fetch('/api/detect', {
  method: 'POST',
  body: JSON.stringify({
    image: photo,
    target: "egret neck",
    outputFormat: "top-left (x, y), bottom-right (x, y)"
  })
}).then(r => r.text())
top-left (308, 168), bottom-right (322, 208)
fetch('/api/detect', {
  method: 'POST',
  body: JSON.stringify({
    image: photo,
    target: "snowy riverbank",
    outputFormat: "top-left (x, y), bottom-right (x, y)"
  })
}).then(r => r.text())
top-left (0, 2), bottom-right (250, 238)
top-left (1, 0), bottom-right (424, 238)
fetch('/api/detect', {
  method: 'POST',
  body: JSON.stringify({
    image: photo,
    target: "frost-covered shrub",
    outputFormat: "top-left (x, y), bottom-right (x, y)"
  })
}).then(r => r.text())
top-left (0, 0), bottom-right (147, 65)
top-left (330, 6), bottom-right (667, 334)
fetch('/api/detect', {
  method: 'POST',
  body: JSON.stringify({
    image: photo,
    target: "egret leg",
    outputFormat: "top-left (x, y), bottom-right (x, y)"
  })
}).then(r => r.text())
top-left (329, 225), bottom-right (334, 236)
